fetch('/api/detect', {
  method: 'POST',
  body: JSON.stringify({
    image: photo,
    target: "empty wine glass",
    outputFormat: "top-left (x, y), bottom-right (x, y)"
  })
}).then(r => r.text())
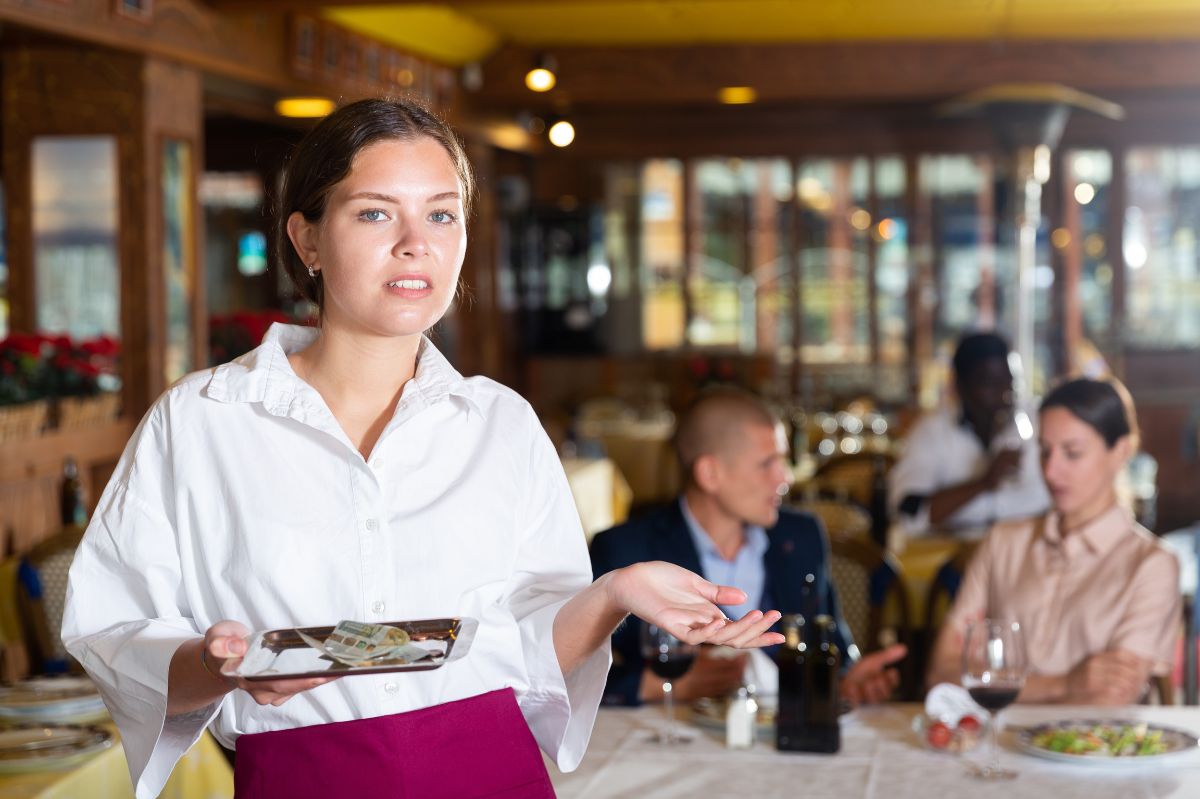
top-left (962, 619), bottom-right (1027, 779)
top-left (641, 624), bottom-right (696, 744)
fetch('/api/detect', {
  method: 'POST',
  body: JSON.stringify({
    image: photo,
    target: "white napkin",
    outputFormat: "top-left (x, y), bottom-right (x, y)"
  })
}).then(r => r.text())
top-left (925, 683), bottom-right (989, 724)
top-left (744, 648), bottom-right (779, 700)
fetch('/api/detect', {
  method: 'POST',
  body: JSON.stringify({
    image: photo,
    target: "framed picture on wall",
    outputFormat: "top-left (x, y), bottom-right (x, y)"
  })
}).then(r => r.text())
top-left (291, 15), bottom-right (318, 75)
top-left (321, 24), bottom-right (341, 78)
top-left (113, 0), bottom-right (152, 21)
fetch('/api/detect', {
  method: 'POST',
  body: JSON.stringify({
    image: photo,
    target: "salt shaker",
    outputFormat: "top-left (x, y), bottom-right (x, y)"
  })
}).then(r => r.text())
top-left (725, 685), bottom-right (757, 749)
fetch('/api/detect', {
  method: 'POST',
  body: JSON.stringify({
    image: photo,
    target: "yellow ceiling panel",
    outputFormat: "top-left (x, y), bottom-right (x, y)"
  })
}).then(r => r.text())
top-left (326, 0), bottom-right (1200, 66)
top-left (323, 5), bottom-right (499, 64)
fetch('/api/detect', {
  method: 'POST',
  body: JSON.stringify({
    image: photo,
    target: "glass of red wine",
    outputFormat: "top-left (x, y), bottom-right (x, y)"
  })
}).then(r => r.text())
top-left (962, 618), bottom-right (1027, 779)
top-left (641, 623), bottom-right (696, 744)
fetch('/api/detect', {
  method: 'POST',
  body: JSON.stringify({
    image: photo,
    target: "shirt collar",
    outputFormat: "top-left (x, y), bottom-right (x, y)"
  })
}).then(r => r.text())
top-left (1040, 504), bottom-right (1132, 556)
top-left (679, 496), bottom-right (770, 563)
top-left (204, 322), bottom-right (482, 418)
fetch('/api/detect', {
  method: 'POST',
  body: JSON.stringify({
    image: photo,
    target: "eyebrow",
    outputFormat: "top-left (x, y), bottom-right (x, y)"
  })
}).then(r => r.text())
top-left (348, 191), bottom-right (460, 203)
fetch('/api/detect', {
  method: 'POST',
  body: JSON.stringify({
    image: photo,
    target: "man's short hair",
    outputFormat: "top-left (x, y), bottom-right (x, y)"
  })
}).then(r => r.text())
top-left (952, 332), bottom-right (1010, 385)
top-left (674, 387), bottom-right (780, 485)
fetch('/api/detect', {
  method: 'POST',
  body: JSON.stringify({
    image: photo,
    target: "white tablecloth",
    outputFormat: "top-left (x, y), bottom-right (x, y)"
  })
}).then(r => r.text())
top-left (550, 704), bottom-right (1200, 798)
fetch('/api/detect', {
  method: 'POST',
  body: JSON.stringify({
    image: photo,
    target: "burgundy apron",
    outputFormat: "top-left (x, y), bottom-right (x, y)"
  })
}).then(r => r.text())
top-left (233, 688), bottom-right (556, 799)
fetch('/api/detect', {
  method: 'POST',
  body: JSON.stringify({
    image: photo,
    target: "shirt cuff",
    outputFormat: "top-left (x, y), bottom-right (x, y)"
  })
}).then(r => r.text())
top-left (514, 596), bottom-right (611, 772)
top-left (69, 626), bottom-right (223, 799)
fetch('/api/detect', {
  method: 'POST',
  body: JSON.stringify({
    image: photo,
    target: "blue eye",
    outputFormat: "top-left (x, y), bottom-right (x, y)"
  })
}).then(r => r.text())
top-left (358, 209), bottom-right (387, 222)
top-left (430, 210), bottom-right (457, 225)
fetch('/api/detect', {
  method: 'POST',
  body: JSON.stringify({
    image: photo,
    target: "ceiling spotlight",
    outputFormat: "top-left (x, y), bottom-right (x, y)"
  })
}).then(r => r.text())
top-left (525, 53), bottom-right (557, 93)
top-left (274, 97), bottom-right (335, 118)
top-left (548, 120), bottom-right (575, 148)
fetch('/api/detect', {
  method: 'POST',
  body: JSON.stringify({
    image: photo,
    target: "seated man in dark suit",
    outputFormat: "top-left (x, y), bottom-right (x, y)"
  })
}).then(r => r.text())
top-left (590, 387), bottom-right (906, 706)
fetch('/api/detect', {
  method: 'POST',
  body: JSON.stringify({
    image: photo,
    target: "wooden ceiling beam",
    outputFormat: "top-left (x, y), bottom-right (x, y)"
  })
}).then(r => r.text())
top-left (471, 40), bottom-right (1200, 108)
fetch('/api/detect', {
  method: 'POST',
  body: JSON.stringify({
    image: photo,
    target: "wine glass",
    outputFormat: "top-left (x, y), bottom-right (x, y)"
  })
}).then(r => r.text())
top-left (962, 619), bottom-right (1027, 780)
top-left (641, 624), bottom-right (696, 744)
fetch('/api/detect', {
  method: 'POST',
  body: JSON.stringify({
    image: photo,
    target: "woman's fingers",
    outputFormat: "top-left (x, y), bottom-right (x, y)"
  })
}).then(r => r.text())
top-left (701, 610), bottom-right (782, 648)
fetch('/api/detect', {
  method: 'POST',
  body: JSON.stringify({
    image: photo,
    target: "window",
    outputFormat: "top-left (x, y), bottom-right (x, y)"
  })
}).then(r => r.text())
top-left (1124, 147), bottom-right (1200, 347)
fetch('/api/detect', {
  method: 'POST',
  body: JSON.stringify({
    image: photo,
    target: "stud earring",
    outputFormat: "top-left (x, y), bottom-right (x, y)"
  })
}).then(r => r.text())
top-left (306, 263), bottom-right (318, 278)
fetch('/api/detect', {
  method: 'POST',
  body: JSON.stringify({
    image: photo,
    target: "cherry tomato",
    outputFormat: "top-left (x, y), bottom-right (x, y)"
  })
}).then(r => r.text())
top-left (957, 715), bottom-right (982, 733)
top-left (927, 721), bottom-right (953, 749)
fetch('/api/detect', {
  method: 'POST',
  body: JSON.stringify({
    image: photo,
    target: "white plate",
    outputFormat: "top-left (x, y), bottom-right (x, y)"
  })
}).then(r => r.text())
top-left (1016, 718), bottom-right (1200, 767)
top-left (0, 677), bottom-right (107, 724)
top-left (0, 725), bottom-right (112, 773)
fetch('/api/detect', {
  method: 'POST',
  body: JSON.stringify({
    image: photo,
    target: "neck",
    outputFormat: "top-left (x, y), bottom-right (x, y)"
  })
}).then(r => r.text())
top-left (292, 326), bottom-right (422, 405)
top-left (1059, 492), bottom-right (1118, 535)
top-left (683, 488), bottom-right (746, 561)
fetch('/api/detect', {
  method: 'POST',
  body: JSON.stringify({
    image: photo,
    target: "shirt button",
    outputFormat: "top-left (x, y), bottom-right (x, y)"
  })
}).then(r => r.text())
top-left (365, 518), bottom-right (379, 532)
top-left (371, 600), bottom-right (386, 614)
top-left (384, 682), bottom-right (399, 694)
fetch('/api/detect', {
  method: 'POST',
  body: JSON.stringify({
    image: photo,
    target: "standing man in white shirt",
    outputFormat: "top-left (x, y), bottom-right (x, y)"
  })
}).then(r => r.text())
top-left (889, 333), bottom-right (1050, 538)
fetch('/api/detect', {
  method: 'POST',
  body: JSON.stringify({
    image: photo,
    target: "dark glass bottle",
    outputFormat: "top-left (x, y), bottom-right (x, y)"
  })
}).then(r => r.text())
top-left (60, 457), bottom-right (87, 528)
top-left (775, 613), bottom-right (841, 753)
top-left (774, 614), bottom-right (808, 751)
top-left (806, 615), bottom-right (842, 753)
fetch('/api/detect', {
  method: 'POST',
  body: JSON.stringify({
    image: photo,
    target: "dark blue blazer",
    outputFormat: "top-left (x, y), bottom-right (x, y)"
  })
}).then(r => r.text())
top-left (589, 501), bottom-right (853, 706)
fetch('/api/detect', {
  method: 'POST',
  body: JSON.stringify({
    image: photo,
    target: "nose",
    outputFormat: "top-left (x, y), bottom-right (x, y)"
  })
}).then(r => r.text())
top-left (1041, 449), bottom-right (1062, 482)
top-left (772, 463), bottom-right (792, 495)
top-left (392, 220), bottom-right (430, 259)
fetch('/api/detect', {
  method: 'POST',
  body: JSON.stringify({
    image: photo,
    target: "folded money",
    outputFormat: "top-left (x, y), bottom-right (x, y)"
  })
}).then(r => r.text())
top-left (298, 620), bottom-right (422, 667)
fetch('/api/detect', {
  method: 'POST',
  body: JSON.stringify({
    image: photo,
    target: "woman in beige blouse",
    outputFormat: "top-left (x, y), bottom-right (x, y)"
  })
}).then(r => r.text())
top-left (928, 377), bottom-right (1181, 704)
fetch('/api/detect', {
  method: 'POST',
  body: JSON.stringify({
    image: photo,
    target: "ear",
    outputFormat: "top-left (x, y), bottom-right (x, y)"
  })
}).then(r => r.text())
top-left (287, 211), bottom-right (320, 270)
top-left (693, 453), bottom-right (722, 494)
top-left (1111, 434), bottom-right (1134, 464)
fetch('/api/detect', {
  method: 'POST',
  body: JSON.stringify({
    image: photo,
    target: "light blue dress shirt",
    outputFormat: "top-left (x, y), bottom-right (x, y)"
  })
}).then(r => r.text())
top-left (679, 497), bottom-right (769, 620)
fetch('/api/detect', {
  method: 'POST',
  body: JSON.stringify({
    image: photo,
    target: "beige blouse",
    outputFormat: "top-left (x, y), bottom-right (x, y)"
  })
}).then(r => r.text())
top-left (946, 505), bottom-right (1182, 676)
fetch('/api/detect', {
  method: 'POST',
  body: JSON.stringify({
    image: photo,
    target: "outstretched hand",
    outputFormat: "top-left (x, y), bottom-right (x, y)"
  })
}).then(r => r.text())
top-left (608, 561), bottom-right (785, 649)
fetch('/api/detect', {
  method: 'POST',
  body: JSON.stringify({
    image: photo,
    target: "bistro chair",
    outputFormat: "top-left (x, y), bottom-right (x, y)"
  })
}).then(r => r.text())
top-left (811, 451), bottom-right (895, 508)
top-left (827, 531), bottom-right (917, 698)
top-left (923, 540), bottom-right (982, 636)
top-left (795, 497), bottom-right (872, 541)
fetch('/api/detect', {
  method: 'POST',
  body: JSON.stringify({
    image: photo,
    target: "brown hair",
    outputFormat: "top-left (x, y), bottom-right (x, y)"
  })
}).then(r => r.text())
top-left (674, 387), bottom-right (780, 487)
top-left (1040, 377), bottom-right (1139, 451)
top-left (274, 98), bottom-right (476, 310)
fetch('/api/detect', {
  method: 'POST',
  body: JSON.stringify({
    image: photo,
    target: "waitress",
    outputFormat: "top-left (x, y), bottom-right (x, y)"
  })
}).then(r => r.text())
top-left (62, 99), bottom-right (782, 799)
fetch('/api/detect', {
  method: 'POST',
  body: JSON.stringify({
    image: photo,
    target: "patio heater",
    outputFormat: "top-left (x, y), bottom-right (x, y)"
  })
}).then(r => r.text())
top-left (940, 83), bottom-right (1124, 400)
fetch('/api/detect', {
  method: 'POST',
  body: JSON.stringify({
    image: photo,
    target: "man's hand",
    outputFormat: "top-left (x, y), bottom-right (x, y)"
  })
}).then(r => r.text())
top-left (1064, 650), bottom-right (1150, 705)
top-left (981, 448), bottom-right (1022, 490)
top-left (841, 644), bottom-right (907, 706)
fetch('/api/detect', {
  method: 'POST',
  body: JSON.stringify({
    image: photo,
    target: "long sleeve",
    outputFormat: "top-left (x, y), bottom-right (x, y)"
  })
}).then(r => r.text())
top-left (61, 403), bottom-right (220, 799)
top-left (887, 414), bottom-right (945, 533)
top-left (503, 409), bottom-right (610, 772)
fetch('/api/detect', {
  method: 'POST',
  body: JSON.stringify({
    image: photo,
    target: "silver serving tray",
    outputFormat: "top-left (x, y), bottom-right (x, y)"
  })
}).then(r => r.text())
top-left (225, 617), bottom-right (477, 681)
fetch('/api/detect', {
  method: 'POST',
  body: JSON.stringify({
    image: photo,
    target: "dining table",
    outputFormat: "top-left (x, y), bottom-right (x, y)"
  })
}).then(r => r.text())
top-left (0, 728), bottom-right (232, 799)
top-left (550, 703), bottom-right (1200, 798)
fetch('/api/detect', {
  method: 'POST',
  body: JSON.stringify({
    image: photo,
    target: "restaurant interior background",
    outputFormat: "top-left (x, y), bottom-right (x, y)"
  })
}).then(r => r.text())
top-left (4, 0), bottom-right (1200, 659)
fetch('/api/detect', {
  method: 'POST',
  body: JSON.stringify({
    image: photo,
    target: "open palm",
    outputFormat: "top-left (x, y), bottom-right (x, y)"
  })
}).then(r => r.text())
top-left (609, 561), bottom-right (785, 648)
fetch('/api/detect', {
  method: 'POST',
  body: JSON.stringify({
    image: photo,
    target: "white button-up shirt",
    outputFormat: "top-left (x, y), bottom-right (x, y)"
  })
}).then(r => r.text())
top-left (888, 405), bottom-right (1050, 537)
top-left (62, 324), bottom-right (608, 799)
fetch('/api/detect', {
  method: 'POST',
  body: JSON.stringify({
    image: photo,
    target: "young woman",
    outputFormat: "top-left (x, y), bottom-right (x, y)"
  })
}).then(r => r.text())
top-left (62, 99), bottom-right (783, 799)
top-left (927, 377), bottom-right (1180, 704)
